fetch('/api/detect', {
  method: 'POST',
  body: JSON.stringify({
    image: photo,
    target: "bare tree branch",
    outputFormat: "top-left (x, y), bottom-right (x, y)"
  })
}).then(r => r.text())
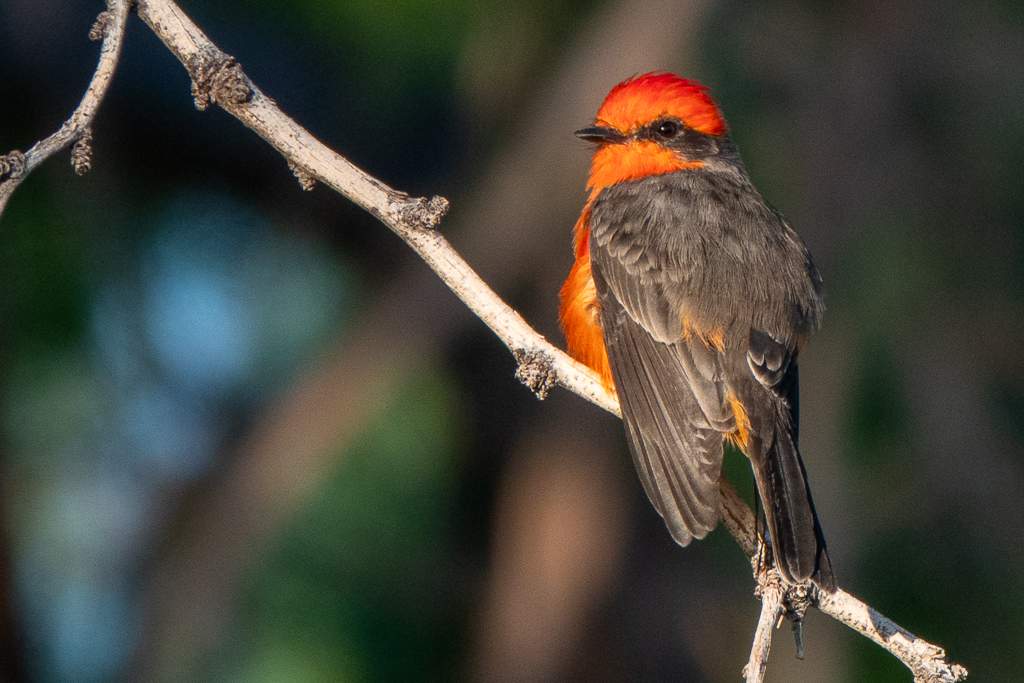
top-left (3, 0), bottom-right (969, 680)
top-left (134, 0), bottom-right (616, 415)
top-left (0, 0), bottom-right (130, 218)
top-left (817, 590), bottom-right (968, 683)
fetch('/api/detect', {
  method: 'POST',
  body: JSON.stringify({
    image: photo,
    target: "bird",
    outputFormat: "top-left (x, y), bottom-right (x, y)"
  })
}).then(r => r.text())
top-left (559, 72), bottom-right (834, 591)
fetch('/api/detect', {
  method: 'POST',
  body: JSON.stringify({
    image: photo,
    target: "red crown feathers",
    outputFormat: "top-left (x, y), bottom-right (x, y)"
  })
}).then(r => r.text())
top-left (596, 72), bottom-right (726, 137)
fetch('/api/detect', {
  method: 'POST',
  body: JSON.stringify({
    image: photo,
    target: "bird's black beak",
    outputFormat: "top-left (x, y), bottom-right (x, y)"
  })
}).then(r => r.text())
top-left (574, 126), bottom-right (627, 144)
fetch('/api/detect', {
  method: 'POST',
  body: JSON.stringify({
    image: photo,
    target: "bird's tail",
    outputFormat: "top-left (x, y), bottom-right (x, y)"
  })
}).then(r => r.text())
top-left (751, 411), bottom-right (835, 592)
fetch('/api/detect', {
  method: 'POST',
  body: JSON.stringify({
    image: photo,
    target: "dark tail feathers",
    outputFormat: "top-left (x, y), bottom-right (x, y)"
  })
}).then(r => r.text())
top-left (753, 421), bottom-right (835, 592)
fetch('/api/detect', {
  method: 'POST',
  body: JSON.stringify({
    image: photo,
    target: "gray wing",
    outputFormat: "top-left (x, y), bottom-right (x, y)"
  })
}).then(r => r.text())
top-left (595, 272), bottom-right (736, 544)
top-left (588, 185), bottom-right (740, 544)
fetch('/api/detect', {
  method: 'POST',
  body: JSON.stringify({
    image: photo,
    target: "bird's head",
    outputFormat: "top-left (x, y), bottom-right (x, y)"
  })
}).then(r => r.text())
top-left (577, 73), bottom-right (730, 193)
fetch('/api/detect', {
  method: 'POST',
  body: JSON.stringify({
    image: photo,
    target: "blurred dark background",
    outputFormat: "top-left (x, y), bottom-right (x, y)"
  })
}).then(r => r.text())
top-left (2, 0), bottom-right (1023, 681)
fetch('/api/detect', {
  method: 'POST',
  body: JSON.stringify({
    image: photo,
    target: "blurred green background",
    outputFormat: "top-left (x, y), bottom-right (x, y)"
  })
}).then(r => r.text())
top-left (2, 0), bottom-right (1023, 681)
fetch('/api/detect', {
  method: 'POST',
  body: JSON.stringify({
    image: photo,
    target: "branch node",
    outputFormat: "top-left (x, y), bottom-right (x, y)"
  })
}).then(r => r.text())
top-left (393, 195), bottom-right (450, 231)
top-left (912, 655), bottom-right (969, 683)
top-left (0, 151), bottom-right (26, 181)
top-left (748, 562), bottom-right (815, 671)
top-left (514, 348), bottom-right (558, 399)
top-left (90, 11), bottom-right (111, 41)
top-left (71, 131), bottom-right (94, 176)
top-left (783, 582), bottom-right (813, 620)
top-left (188, 51), bottom-right (252, 111)
top-left (287, 160), bottom-right (317, 191)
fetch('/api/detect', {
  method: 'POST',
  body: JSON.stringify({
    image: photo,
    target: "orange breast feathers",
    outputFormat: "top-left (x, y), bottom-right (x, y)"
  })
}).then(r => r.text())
top-left (559, 205), bottom-right (614, 391)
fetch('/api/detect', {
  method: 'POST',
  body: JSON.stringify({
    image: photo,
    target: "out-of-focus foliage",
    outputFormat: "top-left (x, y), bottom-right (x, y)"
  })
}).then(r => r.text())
top-left (1, 180), bottom-right (355, 681)
top-left (225, 372), bottom-right (465, 683)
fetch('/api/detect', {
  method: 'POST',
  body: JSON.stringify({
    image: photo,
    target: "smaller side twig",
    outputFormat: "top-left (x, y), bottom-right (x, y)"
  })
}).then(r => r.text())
top-left (0, 0), bottom-right (131, 219)
top-left (743, 572), bottom-right (785, 683)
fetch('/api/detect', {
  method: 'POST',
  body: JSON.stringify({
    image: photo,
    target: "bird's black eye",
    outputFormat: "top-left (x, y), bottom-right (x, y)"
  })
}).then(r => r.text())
top-left (655, 120), bottom-right (679, 138)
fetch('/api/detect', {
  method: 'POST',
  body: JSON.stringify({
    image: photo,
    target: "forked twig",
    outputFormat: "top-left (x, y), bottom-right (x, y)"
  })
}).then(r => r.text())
top-left (0, 0), bottom-right (131, 217)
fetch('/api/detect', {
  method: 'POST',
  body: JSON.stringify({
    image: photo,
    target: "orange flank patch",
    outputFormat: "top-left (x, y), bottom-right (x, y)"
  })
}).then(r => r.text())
top-left (596, 72), bottom-right (726, 137)
top-left (724, 395), bottom-right (751, 450)
top-left (588, 141), bottom-right (702, 193)
top-left (704, 327), bottom-right (726, 353)
top-left (559, 227), bottom-right (613, 391)
top-left (681, 314), bottom-right (693, 339)
top-left (681, 315), bottom-right (726, 353)
top-left (571, 204), bottom-right (592, 260)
